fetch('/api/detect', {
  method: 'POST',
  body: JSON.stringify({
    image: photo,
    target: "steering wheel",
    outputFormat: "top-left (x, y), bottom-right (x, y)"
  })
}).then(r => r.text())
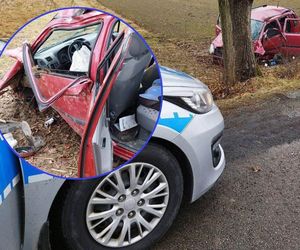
top-left (68, 39), bottom-right (91, 60)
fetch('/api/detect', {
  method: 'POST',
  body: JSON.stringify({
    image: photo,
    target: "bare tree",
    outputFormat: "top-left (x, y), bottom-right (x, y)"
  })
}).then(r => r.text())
top-left (218, 0), bottom-right (258, 85)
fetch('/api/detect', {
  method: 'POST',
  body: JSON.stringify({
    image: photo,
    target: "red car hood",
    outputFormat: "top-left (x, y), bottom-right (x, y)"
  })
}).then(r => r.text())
top-left (211, 32), bottom-right (265, 56)
top-left (53, 9), bottom-right (87, 19)
top-left (4, 47), bottom-right (23, 61)
top-left (0, 47), bottom-right (23, 92)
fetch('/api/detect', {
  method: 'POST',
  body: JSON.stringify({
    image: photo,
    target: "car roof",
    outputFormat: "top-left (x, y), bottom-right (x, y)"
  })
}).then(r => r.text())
top-left (251, 5), bottom-right (292, 21)
top-left (54, 9), bottom-right (106, 18)
top-left (48, 9), bottom-right (114, 25)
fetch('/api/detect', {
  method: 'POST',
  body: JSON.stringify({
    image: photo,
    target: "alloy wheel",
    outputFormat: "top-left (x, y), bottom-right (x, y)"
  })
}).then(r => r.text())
top-left (86, 163), bottom-right (169, 247)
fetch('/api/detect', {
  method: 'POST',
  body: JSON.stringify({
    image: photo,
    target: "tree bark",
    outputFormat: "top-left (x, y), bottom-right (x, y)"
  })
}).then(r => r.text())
top-left (218, 0), bottom-right (257, 85)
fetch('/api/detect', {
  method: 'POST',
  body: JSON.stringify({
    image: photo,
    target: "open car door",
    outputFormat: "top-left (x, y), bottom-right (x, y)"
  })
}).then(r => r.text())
top-left (22, 44), bottom-right (93, 135)
top-left (262, 22), bottom-right (286, 56)
top-left (79, 29), bottom-right (151, 177)
top-left (282, 18), bottom-right (300, 57)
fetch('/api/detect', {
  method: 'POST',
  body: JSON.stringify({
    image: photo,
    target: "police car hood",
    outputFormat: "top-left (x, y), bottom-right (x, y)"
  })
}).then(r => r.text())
top-left (159, 66), bottom-right (209, 96)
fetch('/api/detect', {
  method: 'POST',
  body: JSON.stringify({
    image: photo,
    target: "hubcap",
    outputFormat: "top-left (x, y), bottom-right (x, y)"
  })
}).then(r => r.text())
top-left (86, 163), bottom-right (169, 247)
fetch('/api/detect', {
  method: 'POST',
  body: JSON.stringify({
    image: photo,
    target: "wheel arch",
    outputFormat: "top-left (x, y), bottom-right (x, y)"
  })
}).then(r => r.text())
top-left (46, 180), bottom-right (73, 249)
top-left (149, 138), bottom-right (194, 203)
top-left (46, 137), bottom-right (195, 246)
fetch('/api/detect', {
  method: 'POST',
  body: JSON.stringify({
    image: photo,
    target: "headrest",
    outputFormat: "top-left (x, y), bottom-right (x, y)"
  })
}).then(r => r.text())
top-left (127, 33), bottom-right (149, 58)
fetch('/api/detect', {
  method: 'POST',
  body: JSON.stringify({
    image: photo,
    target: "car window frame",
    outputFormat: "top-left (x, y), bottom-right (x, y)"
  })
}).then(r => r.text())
top-left (284, 17), bottom-right (300, 34)
top-left (263, 19), bottom-right (281, 39)
top-left (32, 21), bottom-right (103, 79)
top-left (104, 19), bottom-right (121, 75)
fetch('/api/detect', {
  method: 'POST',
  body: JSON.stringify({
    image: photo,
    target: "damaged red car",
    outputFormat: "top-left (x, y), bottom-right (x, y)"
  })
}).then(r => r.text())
top-left (209, 5), bottom-right (300, 61)
top-left (0, 9), bottom-right (161, 177)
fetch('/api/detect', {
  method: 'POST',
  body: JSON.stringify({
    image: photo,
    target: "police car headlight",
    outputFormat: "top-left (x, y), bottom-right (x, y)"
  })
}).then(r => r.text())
top-left (181, 89), bottom-right (214, 114)
top-left (209, 44), bottom-right (215, 54)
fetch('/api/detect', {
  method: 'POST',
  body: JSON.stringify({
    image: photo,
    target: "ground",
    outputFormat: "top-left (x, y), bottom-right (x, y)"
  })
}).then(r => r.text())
top-left (0, 0), bottom-right (299, 247)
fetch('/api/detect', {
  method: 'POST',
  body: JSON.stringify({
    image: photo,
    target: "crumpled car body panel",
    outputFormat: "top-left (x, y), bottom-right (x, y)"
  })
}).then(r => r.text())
top-left (210, 6), bottom-right (300, 61)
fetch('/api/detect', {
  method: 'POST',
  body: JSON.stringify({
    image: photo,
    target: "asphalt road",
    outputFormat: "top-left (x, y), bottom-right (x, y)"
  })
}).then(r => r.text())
top-left (155, 91), bottom-right (300, 250)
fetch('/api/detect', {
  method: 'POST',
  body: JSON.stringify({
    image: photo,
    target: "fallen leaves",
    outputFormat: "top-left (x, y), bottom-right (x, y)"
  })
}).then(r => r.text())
top-left (0, 89), bottom-right (80, 177)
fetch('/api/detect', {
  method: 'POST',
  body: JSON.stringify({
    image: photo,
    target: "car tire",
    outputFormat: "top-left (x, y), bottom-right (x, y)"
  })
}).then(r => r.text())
top-left (56, 143), bottom-right (183, 250)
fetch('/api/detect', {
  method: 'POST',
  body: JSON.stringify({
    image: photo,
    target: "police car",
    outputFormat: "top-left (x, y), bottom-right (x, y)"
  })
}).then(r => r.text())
top-left (0, 63), bottom-right (225, 249)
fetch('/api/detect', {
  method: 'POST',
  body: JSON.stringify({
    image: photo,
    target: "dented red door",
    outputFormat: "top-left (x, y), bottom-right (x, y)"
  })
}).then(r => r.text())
top-left (23, 43), bottom-right (94, 135)
top-left (34, 73), bottom-right (93, 134)
top-left (0, 61), bottom-right (23, 93)
top-left (261, 19), bottom-right (286, 57)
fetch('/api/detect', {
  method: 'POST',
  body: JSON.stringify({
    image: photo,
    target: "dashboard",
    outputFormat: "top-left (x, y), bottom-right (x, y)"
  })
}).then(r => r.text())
top-left (34, 33), bottom-right (98, 71)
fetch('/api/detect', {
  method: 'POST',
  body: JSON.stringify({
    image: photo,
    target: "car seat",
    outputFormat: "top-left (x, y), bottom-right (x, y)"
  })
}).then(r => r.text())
top-left (108, 31), bottom-right (152, 139)
top-left (136, 79), bottom-right (161, 132)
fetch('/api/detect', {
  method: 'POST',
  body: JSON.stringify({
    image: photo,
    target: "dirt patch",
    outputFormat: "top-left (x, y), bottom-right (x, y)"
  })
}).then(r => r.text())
top-left (0, 89), bottom-right (80, 177)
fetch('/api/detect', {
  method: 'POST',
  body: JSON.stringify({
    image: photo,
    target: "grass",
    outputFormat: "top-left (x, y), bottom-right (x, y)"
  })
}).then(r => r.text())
top-left (0, 13), bottom-right (53, 77)
top-left (98, 0), bottom-right (300, 41)
top-left (0, 0), bottom-right (106, 39)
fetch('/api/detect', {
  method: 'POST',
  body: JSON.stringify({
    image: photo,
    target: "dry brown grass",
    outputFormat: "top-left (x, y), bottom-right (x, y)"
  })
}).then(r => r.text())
top-left (0, 0), bottom-right (104, 39)
top-left (98, 0), bottom-right (300, 41)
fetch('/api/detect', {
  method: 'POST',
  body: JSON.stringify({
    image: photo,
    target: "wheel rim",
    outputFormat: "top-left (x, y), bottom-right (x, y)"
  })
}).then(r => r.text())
top-left (86, 162), bottom-right (169, 248)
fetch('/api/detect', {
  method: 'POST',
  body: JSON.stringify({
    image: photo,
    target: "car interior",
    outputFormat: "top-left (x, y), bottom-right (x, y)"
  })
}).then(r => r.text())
top-left (31, 21), bottom-right (161, 154)
top-left (264, 20), bottom-right (281, 38)
top-left (33, 23), bottom-right (102, 75)
top-left (105, 31), bottom-right (161, 152)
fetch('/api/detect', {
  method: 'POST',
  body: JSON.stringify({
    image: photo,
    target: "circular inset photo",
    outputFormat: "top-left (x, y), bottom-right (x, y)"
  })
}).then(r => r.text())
top-left (0, 8), bottom-right (162, 178)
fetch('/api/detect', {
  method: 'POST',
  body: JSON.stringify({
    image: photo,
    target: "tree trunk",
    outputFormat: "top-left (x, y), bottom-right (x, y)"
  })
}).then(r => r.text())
top-left (218, 0), bottom-right (257, 85)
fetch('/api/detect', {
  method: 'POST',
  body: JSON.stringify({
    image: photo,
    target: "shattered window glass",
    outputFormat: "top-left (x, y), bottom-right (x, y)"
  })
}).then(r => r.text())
top-left (33, 23), bottom-right (102, 74)
top-left (251, 19), bottom-right (264, 40)
top-left (36, 23), bottom-right (102, 53)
